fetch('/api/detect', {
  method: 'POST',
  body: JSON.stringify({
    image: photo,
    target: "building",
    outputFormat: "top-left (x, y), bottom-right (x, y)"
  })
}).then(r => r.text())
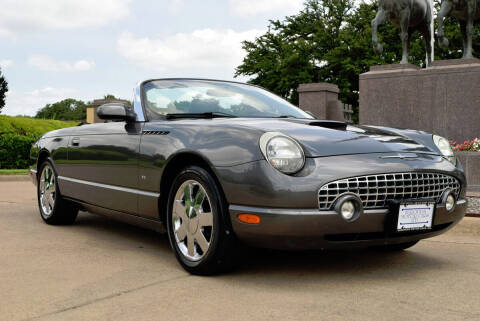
top-left (86, 98), bottom-right (131, 124)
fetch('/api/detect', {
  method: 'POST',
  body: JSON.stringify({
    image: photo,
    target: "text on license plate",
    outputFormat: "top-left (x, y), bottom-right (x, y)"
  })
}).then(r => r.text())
top-left (397, 203), bottom-right (434, 231)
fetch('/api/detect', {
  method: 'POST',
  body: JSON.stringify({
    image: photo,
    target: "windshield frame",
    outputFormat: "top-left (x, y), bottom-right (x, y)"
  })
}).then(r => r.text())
top-left (140, 78), bottom-right (315, 121)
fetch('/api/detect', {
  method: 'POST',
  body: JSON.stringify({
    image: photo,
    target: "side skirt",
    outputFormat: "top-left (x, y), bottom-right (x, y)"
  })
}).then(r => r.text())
top-left (65, 197), bottom-right (166, 233)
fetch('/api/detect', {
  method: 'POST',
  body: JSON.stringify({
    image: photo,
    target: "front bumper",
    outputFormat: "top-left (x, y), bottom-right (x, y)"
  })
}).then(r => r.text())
top-left (229, 199), bottom-right (467, 249)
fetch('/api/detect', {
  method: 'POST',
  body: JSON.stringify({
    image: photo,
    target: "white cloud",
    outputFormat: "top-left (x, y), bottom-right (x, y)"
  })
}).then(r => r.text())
top-left (28, 55), bottom-right (95, 72)
top-left (117, 29), bottom-right (263, 78)
top-left (228, 0), bottom-right (304, 17)
top-left (0, 0), bottom-right (131, 37)
top-left (3, 87), bottom-right (78, 116)
top-left (0, 59), bottom-right (13, 69)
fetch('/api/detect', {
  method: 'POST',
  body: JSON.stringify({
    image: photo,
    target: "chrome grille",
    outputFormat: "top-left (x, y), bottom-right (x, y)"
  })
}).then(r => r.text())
top-left (318, 172), bottom-right (461, 210)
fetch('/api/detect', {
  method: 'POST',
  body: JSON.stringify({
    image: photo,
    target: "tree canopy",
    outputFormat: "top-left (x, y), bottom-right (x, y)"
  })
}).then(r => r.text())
top-left (235, 0), bottom-right (478, 122)
top-left (0, 68), bottom-right (8, 114)
top-left (35, 99), bottom-right (87, 121)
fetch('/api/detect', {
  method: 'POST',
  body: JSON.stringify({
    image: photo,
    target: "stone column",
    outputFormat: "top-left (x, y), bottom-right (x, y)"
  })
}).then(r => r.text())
top-left (297, 83), bottom-right (344, 121)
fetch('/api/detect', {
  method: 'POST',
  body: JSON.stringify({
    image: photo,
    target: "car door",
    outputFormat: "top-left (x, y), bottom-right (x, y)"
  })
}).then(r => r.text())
top-left (58, 121), bottom-right (143, 214)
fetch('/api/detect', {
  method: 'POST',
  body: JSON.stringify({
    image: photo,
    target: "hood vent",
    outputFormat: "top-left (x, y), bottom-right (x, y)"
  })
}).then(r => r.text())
top-left (284, 118), bottom-right (347, 130)
top-left (142, 130), bottom-right (170, 135)
top-left (307, 121), bottom-right (347, 130)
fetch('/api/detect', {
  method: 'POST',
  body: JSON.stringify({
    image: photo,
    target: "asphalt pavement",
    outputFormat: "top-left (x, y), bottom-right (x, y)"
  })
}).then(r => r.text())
top-left (1, 180), bottom-right (480, 321)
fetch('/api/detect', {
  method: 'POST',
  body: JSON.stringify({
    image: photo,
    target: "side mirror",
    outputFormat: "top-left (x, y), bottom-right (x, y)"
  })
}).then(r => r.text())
top-left (97, 103), bottom-right (137, 122)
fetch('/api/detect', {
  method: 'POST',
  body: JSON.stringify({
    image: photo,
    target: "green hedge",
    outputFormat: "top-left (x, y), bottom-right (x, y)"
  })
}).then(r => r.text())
top-left (0, 133), bottom-right (36, 169)
top-left (0, 116), bottom-right (78, 169)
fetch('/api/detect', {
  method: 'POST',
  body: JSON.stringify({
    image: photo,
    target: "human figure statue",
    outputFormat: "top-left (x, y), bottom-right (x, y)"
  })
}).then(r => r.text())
top-left (372, 0), bottom-right (434, 66)
top-left (437, 0), bottom-right (480, 59)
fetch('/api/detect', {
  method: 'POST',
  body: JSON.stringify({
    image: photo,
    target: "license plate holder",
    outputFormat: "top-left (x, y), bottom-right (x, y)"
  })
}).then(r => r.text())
top-left (394, 201), bottom-right (435, 232)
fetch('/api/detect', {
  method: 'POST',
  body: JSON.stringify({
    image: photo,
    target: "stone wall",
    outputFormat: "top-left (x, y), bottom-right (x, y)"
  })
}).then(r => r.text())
top-left (456, 152), bottom-right (480, 192)
top-left (359, 59), bottom-right (480, 142)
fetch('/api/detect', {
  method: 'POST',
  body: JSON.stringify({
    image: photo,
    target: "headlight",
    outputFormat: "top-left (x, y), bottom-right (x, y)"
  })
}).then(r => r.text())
top-left (433, 134), bottom-right (455, 164)
top-left (259, 132), bottom-right (305, 174)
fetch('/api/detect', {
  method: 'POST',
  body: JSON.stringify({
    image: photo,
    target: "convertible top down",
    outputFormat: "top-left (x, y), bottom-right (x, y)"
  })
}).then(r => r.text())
top-left (30, 79), bottom-right (467, 274)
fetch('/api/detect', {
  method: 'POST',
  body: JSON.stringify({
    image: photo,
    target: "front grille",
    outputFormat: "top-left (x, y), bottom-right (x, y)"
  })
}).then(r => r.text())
top-left (318, 172), bottom-right (461, 210)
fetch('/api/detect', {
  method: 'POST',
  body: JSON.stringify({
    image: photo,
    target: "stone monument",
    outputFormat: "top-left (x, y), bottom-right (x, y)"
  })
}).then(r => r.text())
top-left (437, 0), bottom-right (480, 59)
top-left (361, 0), bottom-right (480, 143)
top-left (371, 0), bottom-right (434, 66)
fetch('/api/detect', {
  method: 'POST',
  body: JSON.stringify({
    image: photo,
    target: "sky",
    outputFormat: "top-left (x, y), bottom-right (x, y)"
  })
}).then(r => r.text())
top-left (0, 0), bottom-right (306, 116)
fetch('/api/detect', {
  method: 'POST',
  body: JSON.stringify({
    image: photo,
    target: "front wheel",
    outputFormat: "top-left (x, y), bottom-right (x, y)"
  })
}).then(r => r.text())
top-left (37, 159), bottom-right (78, 225)
top-left (166, 166), bottom-right (237, 275)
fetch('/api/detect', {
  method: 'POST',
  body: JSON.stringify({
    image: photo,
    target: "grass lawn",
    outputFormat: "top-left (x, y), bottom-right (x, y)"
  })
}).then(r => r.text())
top-left (0, 169), bottom-right (29, 175)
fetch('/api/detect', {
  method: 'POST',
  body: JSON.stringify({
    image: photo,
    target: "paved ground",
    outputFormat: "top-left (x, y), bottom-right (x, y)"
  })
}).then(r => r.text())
top-left (1, 180), bottom-right (480, 321)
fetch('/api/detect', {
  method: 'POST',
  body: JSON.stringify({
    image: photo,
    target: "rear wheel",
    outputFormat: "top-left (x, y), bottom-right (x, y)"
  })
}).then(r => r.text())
top-left (37, 159), bottom-right (78, 225)
top-left (166, 166), bottom-right (237, 275)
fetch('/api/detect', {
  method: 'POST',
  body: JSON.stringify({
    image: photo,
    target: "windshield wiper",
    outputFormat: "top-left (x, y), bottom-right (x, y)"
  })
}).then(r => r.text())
top-left (165, 112), bottom-right (237, 120)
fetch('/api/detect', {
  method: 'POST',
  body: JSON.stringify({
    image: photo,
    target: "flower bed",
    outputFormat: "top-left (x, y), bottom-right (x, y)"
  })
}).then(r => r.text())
top-left (451, 138), bottom-right (480, 152)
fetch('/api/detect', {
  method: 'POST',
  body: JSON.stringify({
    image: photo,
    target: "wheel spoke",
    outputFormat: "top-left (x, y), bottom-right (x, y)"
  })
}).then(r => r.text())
top-left (41, 195), bottom-right (48, 209)
top-left (199, 211), bottom-right (213, 227)
top-left (46, 185), bottom-right (55, 195)
top-left (47, 193), bottom-right (55, 208)
top-left (187, 235), bottom-right (195, 257)
top-left (176, 221), bottom-right (187, 240)
top-left (39, 180), bottom-right (45, 193)
top-left (195, 232), bottom-right (210, 253)
top-left (173, 200), bottom-right (187, 220)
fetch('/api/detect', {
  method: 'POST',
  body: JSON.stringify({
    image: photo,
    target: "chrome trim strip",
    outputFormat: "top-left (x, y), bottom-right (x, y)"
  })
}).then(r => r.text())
top-left (58, 176), bottom-right (159, 198)
top-left (229, 205), bottom-right (389, 216)
top-left (133, 82), bottom-right (145, 122)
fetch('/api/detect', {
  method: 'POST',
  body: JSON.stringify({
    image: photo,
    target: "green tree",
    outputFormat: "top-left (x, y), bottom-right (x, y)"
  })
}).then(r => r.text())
top-left (104, 94), bottom-right (117, 99)
top-left (35, 99), bottom-right (87, 121)
top-left (0, 68), bottom-right (8, 114)
top-left (235, 0), bottom-right (470, 122)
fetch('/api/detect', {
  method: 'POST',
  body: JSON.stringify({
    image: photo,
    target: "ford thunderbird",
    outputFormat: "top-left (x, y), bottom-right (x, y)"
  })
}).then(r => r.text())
top-left (29, 79), bottom-right (467, 275)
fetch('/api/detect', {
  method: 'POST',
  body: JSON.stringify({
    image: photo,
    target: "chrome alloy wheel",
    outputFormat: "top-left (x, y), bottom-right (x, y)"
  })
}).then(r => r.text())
top-left (39, 165), bottom-right (56, 218)
top-left (172, 180), bottom-right (214, 261)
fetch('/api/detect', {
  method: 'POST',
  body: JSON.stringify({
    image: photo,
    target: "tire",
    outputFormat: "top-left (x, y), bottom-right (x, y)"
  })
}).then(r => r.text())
top-left (166, 166), bottom-right (237, 275)
top-left (37, 158), bottom-right (78, 225)
top-left (377, 240), bottom-right (419, 251)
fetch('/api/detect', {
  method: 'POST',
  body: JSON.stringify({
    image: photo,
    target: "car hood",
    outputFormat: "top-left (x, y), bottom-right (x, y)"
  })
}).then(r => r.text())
top-left (228, 118), bottom-right (436, 157)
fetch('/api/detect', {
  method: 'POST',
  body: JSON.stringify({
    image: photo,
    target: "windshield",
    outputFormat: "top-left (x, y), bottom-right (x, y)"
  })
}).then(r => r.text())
top-left (142, 79), bottom-right (314, 120)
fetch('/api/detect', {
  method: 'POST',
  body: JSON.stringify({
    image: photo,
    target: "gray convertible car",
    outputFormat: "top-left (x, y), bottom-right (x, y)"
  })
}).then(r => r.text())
top-left (30, 79), bottom-right (467, 275)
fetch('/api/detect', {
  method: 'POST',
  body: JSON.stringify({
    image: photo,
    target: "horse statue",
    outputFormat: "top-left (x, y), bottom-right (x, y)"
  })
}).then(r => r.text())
top-left (437, 0), bottom-right (480, 59)
top-left (372, 0), bottom-right (434, 66)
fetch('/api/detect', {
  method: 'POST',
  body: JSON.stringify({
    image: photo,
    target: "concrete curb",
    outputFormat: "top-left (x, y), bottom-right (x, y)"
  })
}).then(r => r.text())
top-left (0, 175), bottom-right (30, 182)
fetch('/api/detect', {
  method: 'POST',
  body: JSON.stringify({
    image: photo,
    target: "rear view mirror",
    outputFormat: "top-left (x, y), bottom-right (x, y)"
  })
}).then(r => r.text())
top-left (97, 103), bottom-right (137, 122)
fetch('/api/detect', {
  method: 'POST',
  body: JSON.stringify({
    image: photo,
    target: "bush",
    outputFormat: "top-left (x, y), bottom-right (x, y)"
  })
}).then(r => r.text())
top-left (0, 116), bottom-right (78, 169)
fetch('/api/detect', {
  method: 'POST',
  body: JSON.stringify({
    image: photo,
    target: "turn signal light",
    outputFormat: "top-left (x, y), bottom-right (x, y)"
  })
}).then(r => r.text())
top-left (237, 213), bottom-right (261, 224)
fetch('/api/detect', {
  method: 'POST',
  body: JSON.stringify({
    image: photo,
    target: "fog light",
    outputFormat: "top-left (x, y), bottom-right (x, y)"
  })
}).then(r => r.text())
top-left (341, 201), bottom-right (355, 220)
top-left (445, 194), bottom-right (455, 212)
top-left (334, 194), bottom-right (363, 222)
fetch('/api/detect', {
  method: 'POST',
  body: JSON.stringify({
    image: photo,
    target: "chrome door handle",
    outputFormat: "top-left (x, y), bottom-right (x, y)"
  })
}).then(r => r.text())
top-left (71, 137), bottom-right (80, 146)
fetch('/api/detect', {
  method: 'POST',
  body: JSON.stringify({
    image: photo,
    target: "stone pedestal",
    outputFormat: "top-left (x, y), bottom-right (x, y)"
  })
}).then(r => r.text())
top-left (298, 83), bottom-right (344, 121)
top-left (359, 59), bottom-right (480, 142)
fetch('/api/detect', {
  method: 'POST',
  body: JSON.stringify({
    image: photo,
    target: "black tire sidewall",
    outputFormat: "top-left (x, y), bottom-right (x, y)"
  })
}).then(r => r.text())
top-left (166, 166), bottom-right (228, 272)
